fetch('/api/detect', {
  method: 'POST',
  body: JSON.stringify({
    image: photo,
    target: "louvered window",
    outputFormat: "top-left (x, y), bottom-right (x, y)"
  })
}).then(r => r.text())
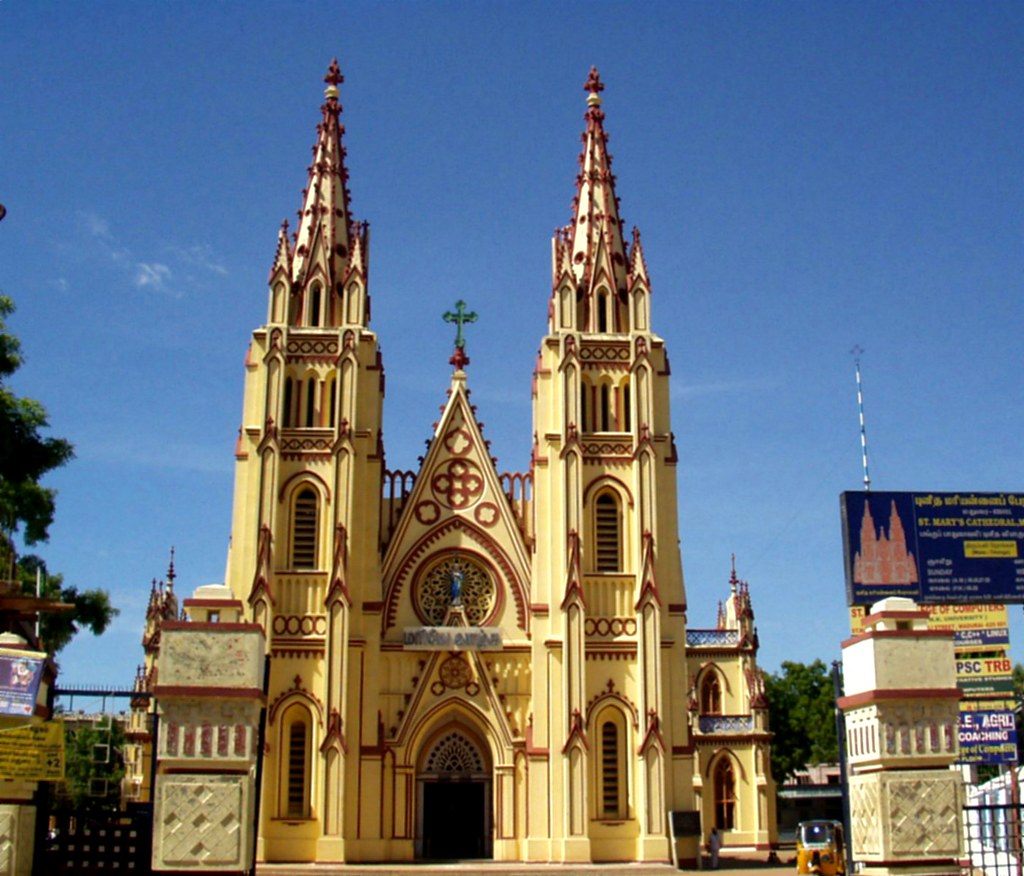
top-left (286, 719), bottom-right (308, 817)
top-left (595, 493), bottom-right (621, 572)
top-left (292, 489), bottom-right (318, 569)
top-left (601, 721), bottom-right (620, 816)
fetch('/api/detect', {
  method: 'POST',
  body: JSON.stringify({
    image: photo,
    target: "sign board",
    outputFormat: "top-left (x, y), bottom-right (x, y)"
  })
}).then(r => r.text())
top-left (841, 492), bottom-right (1024, 605)
top-left (403, 627), bottom-right (503, 650)
top-left (956, 656), bottom-right (1014, 697)
top-left (0, 649), bottom-right (46, 717)
top-left (0, 720), bottom-right (65, 780)
top-left (848, 604), bottom-right (1009, 648)
top-left (958, 710), bottom-right (1018, 765)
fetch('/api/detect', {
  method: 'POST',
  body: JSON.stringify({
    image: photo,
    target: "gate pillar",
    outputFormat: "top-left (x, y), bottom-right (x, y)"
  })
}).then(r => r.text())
top-left (839, 597), bottom-right (963, 876)
top-left (151, 595), bottom-right (265, 873)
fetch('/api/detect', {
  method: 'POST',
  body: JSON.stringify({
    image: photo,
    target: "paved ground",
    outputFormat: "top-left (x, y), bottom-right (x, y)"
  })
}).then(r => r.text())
top-left (257, 849), bottom-right (795, 876)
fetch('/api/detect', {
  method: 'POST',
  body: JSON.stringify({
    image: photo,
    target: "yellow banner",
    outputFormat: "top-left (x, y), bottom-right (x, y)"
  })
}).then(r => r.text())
top-left (0, 720), bottom-right (65, 780)
top-left (849, 603), bottom-right (1008, 636)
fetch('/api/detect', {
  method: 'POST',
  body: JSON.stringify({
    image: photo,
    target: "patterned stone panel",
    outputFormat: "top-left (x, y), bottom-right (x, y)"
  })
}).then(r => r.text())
top-left (0, 803), bottom-right (34, 876)
top-left (153, 774), bottom-right (253, 871)
top-left (0, 806), bottom-right (15, 876)
top-left (849, 776), bottom-right (882, 857)
top-left (850, 770), bottom-right (962, 862)
top-left (887, 772), bottom-right (962, 858)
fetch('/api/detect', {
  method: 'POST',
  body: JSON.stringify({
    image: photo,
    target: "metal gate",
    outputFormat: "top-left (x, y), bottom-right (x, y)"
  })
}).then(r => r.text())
top-left (36, 805), bottom-right (152, 875)
top-left (963, 803), bottom-right (1023, 876)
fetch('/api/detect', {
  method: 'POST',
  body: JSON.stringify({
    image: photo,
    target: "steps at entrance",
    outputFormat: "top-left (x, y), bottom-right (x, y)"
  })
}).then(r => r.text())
top-left (257, 865), bottom-right (682, 876)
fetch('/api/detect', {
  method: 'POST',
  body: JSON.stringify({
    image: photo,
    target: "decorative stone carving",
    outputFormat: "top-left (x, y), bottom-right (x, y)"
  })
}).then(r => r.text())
top-left (153, 774), bottom-right (253, 871)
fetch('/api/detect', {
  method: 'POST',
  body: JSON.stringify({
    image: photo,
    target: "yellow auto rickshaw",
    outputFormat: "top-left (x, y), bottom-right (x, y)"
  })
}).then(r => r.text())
top-left (796, 820), bottom-right (846, 876)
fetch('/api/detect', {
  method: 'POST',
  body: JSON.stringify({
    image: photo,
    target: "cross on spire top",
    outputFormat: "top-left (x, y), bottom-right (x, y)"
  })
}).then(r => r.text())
top-left (443, 300), bottom-right (478, 370)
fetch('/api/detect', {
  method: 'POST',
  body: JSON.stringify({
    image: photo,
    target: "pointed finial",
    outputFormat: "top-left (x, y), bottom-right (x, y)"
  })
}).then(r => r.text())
top-left (729, 554), bottom-right (739, 593)
top-left (324, 58), bottom-right (344, 100)
top-left (584, 66), bottom-right (604, 107)
top-left (166, 546), bottom-right (176, 590)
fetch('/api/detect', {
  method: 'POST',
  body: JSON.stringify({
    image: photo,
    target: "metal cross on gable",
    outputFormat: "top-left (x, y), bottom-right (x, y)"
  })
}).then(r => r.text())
top-left (443, 300), bottom-right (478, 351)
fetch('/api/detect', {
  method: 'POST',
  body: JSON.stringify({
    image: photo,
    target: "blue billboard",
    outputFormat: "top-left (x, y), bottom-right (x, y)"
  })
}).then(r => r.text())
top-left (958, 710), bottom-right (1018, 766)
top-left (841, 491), bottom-right (1024, 606)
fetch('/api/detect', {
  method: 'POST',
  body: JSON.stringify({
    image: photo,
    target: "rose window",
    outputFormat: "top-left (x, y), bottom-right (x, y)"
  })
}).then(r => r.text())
top-left (417, 556), bottom-right (495, 626)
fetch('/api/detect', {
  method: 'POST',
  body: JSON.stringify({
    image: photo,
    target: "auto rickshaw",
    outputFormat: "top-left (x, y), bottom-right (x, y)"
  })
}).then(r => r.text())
top-left (796, 820), bottom-right (846, 876)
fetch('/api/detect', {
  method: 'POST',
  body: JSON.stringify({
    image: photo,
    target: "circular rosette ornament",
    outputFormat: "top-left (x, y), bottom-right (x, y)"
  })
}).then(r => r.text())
top-left (416, 555), bottom-right (495, 626)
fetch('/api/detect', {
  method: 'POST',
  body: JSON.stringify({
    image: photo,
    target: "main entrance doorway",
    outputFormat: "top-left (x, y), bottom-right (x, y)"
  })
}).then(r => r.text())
top-left (416, 726), bottom-right (492, 860)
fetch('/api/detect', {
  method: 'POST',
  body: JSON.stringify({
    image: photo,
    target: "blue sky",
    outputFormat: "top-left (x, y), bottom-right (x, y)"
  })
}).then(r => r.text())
top-left (1, 2), bottom-right (1022, 692)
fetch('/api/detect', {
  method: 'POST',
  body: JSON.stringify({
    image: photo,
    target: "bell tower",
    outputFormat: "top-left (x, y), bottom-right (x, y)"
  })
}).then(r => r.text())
top-left (225, 59), bottom-right (382, 861)
top-left (530, 68), bottom-right (692, 862)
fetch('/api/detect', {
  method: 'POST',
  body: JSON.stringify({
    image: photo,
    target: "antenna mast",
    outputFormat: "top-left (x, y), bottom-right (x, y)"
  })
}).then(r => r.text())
top-left (851, 345), bottom-right (871, 491)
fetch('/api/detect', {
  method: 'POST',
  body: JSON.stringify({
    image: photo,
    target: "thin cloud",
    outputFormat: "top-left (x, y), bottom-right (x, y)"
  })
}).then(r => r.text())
top-left (172, 244), bottom-right (228, 277)
top-left (135, 262), bottom-right (172, 289)
top-left (74, 211), bottom-right (226, 296)
top-left (673, 377), bottom-right (776, 398)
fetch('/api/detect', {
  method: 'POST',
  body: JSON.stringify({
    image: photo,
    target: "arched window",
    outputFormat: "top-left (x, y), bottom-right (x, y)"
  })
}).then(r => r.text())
top-left (580, 383), bottom-right (589, 433)
top-left (327, 376), bottom-right (337, 428)
top-left (599, 383), bottom-right (611, 431)
top-left (304, 377), bottom-right (317, 427)
top-left (289, 290), bottom-right (303, 326)
top-left (622, 382), bottom-right (631, 432)
top-left (292, 488), bottom-right (318, 569)
top-left (593, 707), bottom-right (628, 820)
top-left (713, 757), bottom-right (736, 830)
top-left (701, 673), bottom-right (723, 715)
top-left (601, 721), bottom-right (621, 817)
top-left (309, 284), bottom-right (322, 327)
top-left (281, 707), bottom-right (311, 818)
top-left (597, 291), bottom-right (609, 332)
top-left (283, 377), bottom-right (294, 427)
top-left (594, 492), bottom-right (621, 573)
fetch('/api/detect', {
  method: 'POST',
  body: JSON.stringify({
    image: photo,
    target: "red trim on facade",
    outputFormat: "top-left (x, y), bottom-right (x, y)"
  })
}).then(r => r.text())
top-left (842, 629), bottom-right (953, 648)
top-left (182, 599), bottom-right (244, 609)
top-left (837, 688), bottom-right (962, 709)
top-left (154, 685), bottom-right (265, 701)
top-left (159, 621), bottom-right (262, 633)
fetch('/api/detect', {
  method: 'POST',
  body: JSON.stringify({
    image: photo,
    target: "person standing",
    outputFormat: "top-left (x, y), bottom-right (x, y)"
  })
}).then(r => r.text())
top-left (708, 826), bottom-right (721, 870)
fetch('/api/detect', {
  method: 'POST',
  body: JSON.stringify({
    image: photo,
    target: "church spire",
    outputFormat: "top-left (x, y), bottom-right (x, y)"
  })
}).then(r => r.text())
top-left (283, 59), bottom-right (370, 327)
top-left (550, 68), bottom-right (649, 335)
top-left (567, 68), bottom-right (629, 298)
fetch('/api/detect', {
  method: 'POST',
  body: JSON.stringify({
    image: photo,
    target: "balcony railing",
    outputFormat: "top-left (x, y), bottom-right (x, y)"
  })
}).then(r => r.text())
top-left (686, 629), bottom-right (739, 647)
top-left (698, 715), bottom-right (755, 734)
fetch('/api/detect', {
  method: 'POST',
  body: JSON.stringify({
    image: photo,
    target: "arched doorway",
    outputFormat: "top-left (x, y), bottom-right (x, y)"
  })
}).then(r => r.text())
top-left (416, 725), bottom-right (492, 860)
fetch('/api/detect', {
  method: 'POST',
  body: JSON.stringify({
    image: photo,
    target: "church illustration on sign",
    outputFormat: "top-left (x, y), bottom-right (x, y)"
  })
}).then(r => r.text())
top-left (126, 61), bottom-right (777, 867)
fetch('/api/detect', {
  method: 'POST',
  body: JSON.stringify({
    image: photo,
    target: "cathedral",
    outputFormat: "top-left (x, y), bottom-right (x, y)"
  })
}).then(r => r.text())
top-left (130, 61), bottom-right (776, 866)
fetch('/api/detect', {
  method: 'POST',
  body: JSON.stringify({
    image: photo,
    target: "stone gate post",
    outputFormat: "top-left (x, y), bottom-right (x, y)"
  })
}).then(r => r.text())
top-left (838, 596), bottom-right (963, 876)
top-left (151, 592), bottom-right (265, 874)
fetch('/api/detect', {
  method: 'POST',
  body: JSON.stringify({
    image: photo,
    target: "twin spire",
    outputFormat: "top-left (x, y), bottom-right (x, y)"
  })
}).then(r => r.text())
top-left (271, 62), bottom-right (645, 340)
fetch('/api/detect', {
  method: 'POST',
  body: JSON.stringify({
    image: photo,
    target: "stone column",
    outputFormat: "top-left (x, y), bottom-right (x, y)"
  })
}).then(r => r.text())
top-left (839, 597), bottom-right (963, 876)
top-left (151, 609), bottom-right (265, 873)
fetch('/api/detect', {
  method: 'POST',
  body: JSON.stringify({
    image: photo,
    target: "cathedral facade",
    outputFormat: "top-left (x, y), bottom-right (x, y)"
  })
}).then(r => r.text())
top-left (135, 61), bottom-right (776, 866)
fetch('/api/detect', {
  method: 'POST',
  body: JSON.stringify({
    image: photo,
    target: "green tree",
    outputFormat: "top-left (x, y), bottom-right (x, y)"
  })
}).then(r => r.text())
top-left (0, 296), bottom-right (116, 653)
top-left (15, 556), bottom-right (118, 655)
top-left (0, 295), bottom-right (74, 549)
top-left (764, 659), bottom-right (839, 783)
top-left (58, 717), bottom-right (126, 811)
